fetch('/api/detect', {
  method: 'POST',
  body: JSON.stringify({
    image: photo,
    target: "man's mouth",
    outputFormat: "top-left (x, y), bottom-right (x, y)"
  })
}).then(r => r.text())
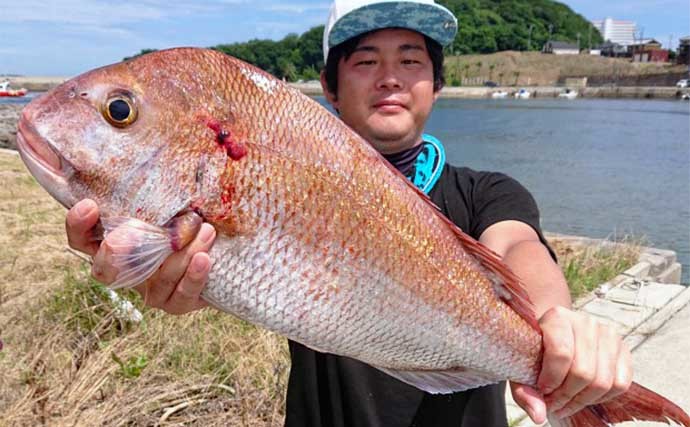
top-left (372, 99), bottom-right (407, 113)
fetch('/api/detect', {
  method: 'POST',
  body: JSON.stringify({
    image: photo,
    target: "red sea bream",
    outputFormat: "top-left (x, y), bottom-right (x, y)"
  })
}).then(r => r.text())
top-left (16, 48), bottom-right (689, 427)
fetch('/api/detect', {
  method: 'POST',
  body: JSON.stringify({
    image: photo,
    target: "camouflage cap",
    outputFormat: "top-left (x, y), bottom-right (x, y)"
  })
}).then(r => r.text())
top-left (323, 0), bottom-right (458, 62)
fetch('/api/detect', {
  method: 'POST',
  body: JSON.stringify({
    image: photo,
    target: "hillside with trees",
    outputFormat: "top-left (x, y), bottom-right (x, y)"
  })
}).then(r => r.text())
top-left (126, 0), bottom-right (604, 82)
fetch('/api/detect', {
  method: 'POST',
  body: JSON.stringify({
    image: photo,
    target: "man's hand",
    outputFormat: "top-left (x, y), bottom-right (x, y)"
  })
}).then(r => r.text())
top-left (66, 199), bottom-right (215, 315)
top-left (510, 307), bottom-right (633, 423)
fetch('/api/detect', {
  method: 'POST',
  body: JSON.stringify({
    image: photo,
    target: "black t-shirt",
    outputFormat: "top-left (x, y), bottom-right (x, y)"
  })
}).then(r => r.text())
top-left (284, 164), bottom-right (553, 427)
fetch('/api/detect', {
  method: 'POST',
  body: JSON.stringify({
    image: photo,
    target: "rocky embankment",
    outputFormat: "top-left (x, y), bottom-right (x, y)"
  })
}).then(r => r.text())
top-left (0, 105), bottom-right (22, 150)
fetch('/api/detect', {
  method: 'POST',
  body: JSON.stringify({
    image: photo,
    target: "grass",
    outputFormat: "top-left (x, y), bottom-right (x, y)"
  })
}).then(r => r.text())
top-left (0, 151), bottom-right (643, 425)
top-left (549, 236), bottom-right (642, 299)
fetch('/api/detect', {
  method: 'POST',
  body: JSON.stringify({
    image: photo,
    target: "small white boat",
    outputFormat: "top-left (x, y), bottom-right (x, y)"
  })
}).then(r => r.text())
top-left (558, 88), bottom-right (578, 99)
top-left (681, 93), bottom-right (690, 101)
top-left (491, 90), bottom-right (508, 99)
top-left (514, 88), bottom-right (530, 99)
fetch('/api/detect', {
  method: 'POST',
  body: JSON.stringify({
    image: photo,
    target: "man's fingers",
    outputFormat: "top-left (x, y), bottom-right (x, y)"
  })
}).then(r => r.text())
top-left (138, 223), bottom-right (215, 309)
top-left (546, 315), bottom-right (599, 414)
top-left (537, 307), bottom-right (575, 395)
top-left (164, 252), bottom-right (211, 315)
top-left (66, 199), bottom-right (100, 256)
top-left (553, 324), bottom-right (619, 418)
top-left (597, 341), bottom-right (633, 403)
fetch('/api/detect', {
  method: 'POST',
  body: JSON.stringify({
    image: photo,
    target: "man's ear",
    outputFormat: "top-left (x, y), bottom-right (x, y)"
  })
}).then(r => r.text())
top-left (320, 70), bottom-right (339, 110)
top-left (433, 86), bottom-right (442, 103)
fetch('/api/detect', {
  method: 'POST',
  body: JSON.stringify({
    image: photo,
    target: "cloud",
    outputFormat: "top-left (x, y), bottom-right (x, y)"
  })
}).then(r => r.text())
top-left (262, 3), bottom-right (330, 14)
top-left (0, 0), bottom-right (222, 26)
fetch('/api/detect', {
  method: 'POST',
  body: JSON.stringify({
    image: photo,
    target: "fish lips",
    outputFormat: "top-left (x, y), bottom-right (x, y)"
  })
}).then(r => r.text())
top-left (16, 112), bottom-right (76, 209)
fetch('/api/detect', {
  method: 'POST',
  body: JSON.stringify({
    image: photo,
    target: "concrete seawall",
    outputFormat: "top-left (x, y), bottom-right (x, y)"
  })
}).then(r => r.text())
top-left (293, 83), bottom-right (689, 99)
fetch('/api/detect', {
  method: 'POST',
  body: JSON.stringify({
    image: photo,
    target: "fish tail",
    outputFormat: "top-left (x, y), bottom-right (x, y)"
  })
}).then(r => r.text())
top-left (549, 382), bottom-right (690, 427)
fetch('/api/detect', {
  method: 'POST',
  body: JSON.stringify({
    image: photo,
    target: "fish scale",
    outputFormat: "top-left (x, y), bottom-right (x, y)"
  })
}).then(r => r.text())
top-left (17, 47), bottom-right (690, 426)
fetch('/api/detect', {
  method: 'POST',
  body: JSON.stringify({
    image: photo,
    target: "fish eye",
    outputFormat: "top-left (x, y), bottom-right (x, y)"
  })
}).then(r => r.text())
top-left (103, 92), bottom-right (137, 128)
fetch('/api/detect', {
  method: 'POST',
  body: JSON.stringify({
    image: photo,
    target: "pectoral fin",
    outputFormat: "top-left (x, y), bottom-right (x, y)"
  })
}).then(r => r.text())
top-left (101, 212), bottom-right (202, 289)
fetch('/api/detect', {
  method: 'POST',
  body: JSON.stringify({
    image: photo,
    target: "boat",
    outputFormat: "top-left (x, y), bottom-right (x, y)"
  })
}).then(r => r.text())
top-left (491, 90), bottom-right (508, 99)
top-left (0, 80), bottom-right (28, 97)
top-left (558, 88), bottom-right (578, 99)
top-left (514, 88), bottom-right (530, 99)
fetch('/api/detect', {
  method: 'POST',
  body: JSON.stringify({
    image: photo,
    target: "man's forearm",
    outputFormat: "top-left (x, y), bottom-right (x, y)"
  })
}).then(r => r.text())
top-left (501, 240), bottom-right (571, 318)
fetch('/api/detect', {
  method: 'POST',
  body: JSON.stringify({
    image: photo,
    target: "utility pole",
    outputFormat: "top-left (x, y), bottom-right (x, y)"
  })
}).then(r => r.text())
top-left (639, 27), bottom-right (645, 62)
top-left (527, 24), bottom-right (534, 51)
top-left (577, 32), bottom-right (581, 52)
top-left (588, 25), bottom-right (592, 50)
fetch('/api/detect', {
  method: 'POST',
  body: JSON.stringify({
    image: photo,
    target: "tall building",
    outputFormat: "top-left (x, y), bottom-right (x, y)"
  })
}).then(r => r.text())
top-left (591, 18), bottom-right (636, 47)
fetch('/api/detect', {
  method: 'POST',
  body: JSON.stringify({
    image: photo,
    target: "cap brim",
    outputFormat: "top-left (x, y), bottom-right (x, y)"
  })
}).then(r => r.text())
top-left (328, 1), bottom-right (458, 49)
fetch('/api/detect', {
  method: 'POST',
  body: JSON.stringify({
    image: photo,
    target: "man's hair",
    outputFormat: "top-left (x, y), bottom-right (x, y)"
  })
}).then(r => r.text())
top-left (323, 29), bottom-right (445, 98)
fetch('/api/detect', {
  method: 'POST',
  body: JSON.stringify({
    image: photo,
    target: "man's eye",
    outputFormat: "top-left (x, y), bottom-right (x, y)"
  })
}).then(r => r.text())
top-left (402, 59), bottom-right (421, 65)
top-left (355, 60), bottom-right (376, 66)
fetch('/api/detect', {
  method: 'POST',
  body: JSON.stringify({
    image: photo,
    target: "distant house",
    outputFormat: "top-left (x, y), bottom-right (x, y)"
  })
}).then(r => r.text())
top-left (599, 41), bottom-right (629, 58)
top-left (678, 36), bottom-right (690, 65)
top-left (628, 39), bottom-right (668, 62)
top-left (542, 41), bottom-right (580, 55)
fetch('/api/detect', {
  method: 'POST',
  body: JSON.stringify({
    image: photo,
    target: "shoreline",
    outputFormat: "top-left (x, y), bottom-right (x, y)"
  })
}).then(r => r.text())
top-left (2, 76), bottom-right (688, 99)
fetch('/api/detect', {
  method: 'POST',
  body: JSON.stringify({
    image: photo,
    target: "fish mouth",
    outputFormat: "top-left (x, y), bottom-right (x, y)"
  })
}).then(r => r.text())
top-left (16, 111), bottom-right (75, 208)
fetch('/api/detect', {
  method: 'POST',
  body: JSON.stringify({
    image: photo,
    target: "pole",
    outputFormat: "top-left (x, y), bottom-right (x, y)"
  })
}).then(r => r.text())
top-left (528, 24), bottom-right (534, 51)
top-left (588, 25), bottom-right (592, 50)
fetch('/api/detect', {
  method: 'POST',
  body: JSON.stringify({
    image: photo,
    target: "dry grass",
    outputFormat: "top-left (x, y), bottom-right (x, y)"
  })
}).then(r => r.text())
top-left (549, 236), bottom-right (642, 299)
top-left (445, 51), bottom-right (686, 86)
top-left (0, 150), bottom-right (641, 425)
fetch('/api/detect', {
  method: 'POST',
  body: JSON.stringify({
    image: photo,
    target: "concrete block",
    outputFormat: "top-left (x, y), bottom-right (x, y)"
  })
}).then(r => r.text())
top-left (604, 282), bottom-right (684, 309)
top-left (656, 262), bottom-right (682, 284)
top-left (639, 253), bottom-right (670, 276)
top-left (621, 261), bottom-right (651, 280)
top-left (579, 297), bottom-right (656, 335)
top-left (625, 286), bottom-right (690, 351)
top-left (641, 247), bottom-right (677, 265)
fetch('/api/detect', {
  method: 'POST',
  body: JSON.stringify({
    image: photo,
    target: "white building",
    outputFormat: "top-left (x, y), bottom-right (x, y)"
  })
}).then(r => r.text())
top-left (591, 18), bottom-right (636, 47)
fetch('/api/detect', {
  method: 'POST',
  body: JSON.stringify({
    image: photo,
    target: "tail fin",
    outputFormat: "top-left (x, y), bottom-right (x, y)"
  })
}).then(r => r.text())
top-left (549, 382), bottom-right (689, 427)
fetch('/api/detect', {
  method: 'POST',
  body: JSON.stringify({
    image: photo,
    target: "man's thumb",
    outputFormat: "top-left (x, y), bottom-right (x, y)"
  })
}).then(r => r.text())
top-left (510, 382), bottom-right (547, 424)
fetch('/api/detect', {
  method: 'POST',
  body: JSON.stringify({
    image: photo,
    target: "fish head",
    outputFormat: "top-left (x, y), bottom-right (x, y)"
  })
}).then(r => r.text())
top-left (15, 49), bottom-right (231, 225)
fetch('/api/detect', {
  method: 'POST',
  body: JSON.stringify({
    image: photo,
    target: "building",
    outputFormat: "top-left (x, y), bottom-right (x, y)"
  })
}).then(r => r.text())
top-left (591, 18), bottom-right (636, 47)
top-left (678, 36), bottom-right (690, 65)
top-left (599, 41), bottom-right (629, 58)
top-left (543, 41), bottom-right (580, 55)
top-left (628, 39), bottom-right (669, 62)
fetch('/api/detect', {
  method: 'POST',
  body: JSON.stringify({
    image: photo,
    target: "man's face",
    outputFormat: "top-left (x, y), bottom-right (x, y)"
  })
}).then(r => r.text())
top-left (322, 29), bottom-right (439, 154)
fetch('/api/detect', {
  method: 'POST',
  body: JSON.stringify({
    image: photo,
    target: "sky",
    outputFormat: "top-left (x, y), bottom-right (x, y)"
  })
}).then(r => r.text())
top-left (1, 0), bottom-right (688, 76)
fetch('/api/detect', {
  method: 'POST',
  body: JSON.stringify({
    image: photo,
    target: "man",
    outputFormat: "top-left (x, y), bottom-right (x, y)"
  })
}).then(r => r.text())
top-left (65, 1), bottom-right (632, 425)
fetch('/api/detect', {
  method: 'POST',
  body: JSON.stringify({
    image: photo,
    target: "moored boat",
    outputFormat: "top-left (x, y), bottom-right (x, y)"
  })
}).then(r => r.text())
top-left (0, 81), bottom-right (28, 97)
top-left (558, 88), bottom-right (578, 99)
top-left (514, 88), bottom-right (530, 99)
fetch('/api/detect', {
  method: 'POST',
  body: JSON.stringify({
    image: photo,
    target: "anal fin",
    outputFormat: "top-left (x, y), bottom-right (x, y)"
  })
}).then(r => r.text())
top-left (375, 366), bottom-right (501, 394)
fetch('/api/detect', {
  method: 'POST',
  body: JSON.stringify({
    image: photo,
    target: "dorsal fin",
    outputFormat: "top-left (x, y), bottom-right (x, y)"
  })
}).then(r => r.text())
top-left (368, 144), bottom-right (542, 333)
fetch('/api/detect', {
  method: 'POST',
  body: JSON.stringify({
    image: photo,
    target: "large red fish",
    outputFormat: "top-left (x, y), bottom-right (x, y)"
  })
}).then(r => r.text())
top-left (16, 48), bottom-right (689, 427)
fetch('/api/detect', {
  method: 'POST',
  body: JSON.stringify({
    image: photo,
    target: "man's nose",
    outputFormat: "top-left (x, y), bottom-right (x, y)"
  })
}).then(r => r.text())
top-left (375, 64), bottom-right (403, 90)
